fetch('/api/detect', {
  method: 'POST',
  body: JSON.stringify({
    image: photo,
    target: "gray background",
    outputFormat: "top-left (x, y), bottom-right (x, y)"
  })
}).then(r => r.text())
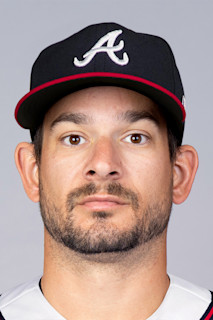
top-left (0, 0), bottom-right (213, 292)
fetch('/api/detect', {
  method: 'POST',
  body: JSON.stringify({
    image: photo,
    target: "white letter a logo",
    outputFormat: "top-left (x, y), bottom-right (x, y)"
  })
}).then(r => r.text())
top-left (74, 29), bottom-right (129, 67)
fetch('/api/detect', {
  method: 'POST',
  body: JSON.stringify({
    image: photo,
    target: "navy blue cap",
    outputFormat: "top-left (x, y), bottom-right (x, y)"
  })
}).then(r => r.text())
top-left (15, 22), bottom-right (186, 143)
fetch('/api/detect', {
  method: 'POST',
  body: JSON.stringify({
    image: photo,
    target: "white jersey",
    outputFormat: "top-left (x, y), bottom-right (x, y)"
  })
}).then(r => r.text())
top-left (0, 275), bottom-right (212, 320)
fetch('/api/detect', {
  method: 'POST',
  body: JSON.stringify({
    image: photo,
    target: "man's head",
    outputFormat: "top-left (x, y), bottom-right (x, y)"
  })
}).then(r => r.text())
top-left (14, 23), bottom-right (198, 258)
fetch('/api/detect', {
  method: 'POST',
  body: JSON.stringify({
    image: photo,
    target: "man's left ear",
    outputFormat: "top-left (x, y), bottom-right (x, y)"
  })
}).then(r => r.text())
top-left (173, 145), bottom-right (198, 204)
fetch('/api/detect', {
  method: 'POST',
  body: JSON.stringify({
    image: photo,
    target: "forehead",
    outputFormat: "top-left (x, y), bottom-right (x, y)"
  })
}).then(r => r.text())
top-left (43, 86), bottom-right (164, 125)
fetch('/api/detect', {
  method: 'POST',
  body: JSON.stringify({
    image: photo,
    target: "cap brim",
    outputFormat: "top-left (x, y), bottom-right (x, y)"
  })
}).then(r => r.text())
top-left (15, 72), bottom-right (185, 141)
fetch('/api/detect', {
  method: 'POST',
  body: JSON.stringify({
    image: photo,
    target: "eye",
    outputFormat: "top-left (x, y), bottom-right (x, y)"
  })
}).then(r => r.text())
top-left (123, 133), bottom-right (148, 145)
top-left (63, 134), bottom-right (86, 146)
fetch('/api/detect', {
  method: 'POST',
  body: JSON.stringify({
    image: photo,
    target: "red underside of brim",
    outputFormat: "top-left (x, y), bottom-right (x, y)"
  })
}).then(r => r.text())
top-left (15, 72), bottom-right (186, 124)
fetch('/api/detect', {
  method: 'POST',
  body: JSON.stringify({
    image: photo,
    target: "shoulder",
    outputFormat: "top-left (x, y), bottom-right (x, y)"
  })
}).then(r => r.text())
top-left (169, 275), bottom-right (211, 301)
top-left (200, 291), bottom-right (213, 320)
top-left (0, 277), bottom-right (65, 320)
top-left (0, 277), bottom-right (41, 306)
top-left (162, 275), bottom-right (213, 320)
top-left (0, 277), bottom-right (41, 320)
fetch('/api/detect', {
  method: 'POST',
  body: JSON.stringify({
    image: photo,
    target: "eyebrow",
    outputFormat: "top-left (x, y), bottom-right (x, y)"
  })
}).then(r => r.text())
top-left (50, 110), bottom-right (160, 131)
top-left (50, 113), bottom-right (90, 130)
top-left (118, 110), bottom-right (160, 126)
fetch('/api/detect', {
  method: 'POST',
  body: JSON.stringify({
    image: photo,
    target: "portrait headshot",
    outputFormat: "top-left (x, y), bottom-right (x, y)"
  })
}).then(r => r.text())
top-left (0, 1), bottom-right (213, 319)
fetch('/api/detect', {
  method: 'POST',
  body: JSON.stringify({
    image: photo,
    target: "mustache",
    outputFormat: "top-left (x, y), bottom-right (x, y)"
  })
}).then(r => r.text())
top-left (66, 182), bottom-right (139, 212)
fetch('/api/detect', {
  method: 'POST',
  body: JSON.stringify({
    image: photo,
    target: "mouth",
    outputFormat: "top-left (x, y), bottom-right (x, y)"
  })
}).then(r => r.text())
top-left (78, 195), bottom-right (129, 211)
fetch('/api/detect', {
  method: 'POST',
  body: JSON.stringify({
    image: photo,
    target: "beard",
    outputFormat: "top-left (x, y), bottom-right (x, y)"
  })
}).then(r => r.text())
top-left (39, 181), bottom-right (173, 255)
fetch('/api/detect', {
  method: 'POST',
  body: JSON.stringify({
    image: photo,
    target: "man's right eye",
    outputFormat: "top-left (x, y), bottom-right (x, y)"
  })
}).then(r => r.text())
top-left (63, 135), bottom-right (86, 146)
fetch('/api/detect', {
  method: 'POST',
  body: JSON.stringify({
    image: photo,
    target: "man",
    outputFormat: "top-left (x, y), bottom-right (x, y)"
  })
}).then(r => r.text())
top-left (0, 22), bottom-right (212, 319)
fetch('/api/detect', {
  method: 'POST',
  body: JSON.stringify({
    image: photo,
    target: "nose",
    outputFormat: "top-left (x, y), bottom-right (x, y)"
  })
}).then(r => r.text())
top-left (83, 137), bottom-right (122, 181)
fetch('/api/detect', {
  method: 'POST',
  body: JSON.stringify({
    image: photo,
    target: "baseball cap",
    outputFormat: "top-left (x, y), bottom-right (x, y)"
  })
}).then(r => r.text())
top-left (15, 22), bottom-right (186, 143)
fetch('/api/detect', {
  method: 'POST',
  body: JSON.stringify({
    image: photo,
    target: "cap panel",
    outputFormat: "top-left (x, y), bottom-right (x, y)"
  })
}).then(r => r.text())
top-left (31, 24), bottom-right (178, 95)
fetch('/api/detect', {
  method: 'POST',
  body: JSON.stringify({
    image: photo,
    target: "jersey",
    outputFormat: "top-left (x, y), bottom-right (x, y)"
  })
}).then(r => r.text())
top-left (0, 275), bottom-right (212, 319)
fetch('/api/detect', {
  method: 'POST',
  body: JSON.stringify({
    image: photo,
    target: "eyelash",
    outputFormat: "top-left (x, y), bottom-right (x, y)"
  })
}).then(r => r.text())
top-left (62, 133), bottom-right (148, 147)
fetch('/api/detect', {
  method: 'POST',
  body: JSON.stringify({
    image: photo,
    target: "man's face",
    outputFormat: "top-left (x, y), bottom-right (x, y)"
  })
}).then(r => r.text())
top-left (38, 86), bottom-right (173, 255)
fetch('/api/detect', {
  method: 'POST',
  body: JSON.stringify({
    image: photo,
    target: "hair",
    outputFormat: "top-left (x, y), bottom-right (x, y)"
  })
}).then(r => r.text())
top-left (33, 124), bottom-right (43, 165)
top-left (32, 118), bottom-right (180, 165)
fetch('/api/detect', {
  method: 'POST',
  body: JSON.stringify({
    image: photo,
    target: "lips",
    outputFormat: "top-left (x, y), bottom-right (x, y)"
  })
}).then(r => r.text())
top-left (78, 195), bottom-right (129, 210)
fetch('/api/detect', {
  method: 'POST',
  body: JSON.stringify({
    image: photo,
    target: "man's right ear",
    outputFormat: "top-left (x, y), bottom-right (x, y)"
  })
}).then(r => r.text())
top-left (15, 142), bottom-right (39, 202)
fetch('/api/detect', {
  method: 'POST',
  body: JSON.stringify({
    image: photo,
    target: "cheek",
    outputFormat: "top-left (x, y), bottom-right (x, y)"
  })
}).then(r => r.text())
top-left (39, 150), bottom-right (85, 202)
top-left (124, 152), bottom-right (172, 197)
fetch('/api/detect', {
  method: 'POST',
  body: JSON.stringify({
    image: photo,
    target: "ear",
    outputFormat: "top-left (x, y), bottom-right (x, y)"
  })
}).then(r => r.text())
top-left (173, 145), bottom-right (198, 204)
top-left (15, 142), bottom-right (39, 202)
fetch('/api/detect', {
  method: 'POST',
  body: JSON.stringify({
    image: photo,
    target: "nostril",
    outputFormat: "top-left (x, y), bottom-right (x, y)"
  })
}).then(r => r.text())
top-left (87, 170), bottom-right (118, 177)
top-left (88, 170), bottom-right (96, 175)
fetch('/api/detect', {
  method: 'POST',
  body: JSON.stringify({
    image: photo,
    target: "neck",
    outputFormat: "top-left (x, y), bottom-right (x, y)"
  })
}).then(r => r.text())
top-left (41, 230), bottom-right (169, 320)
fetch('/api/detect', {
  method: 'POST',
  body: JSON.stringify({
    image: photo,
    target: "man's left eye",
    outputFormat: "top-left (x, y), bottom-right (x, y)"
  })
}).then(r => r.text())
top-left (63, 135), bottom-right (86, 146)
top-left (123, 133), bottom-right (148, 144)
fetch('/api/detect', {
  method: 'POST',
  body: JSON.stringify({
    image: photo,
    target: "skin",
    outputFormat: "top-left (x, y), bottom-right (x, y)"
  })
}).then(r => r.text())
top-left (15, 86), bottom-right (198, 320)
